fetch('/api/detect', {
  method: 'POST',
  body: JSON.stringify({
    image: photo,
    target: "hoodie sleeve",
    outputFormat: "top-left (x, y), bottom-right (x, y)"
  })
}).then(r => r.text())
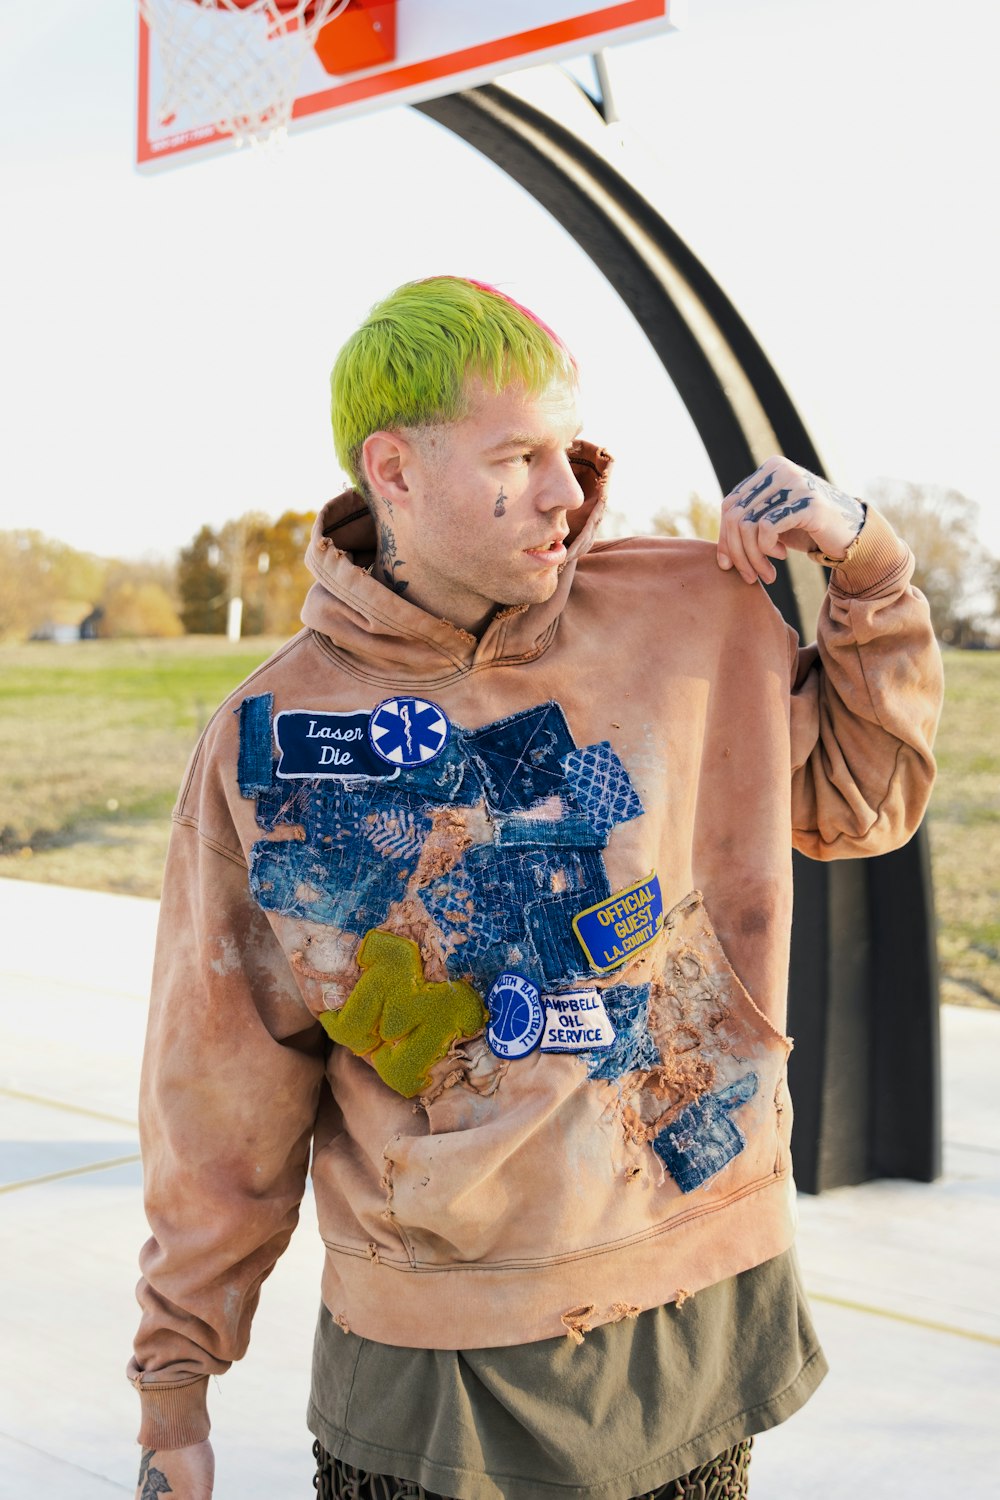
top-left (127, 807), bottom-right (326, 1449)
top-left (789, 506), bottom-right (944, 857)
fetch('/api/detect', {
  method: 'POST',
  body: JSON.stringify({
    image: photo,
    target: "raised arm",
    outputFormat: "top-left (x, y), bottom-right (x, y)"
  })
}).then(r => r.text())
top-left (718, 455), bottom-right (943, 856)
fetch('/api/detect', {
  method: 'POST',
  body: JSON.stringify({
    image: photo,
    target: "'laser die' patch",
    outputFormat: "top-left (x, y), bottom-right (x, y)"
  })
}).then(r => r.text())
top-left (573, 873), bottom-right (664, 973)
top-left (486, 973), bottom-right (544, 1059)
top-left (274, 711), bottom-right (399, 782)
top-left (540, 990), bottom-right (616, 1053)
top-left (368, 696), bottom-right (450, 767)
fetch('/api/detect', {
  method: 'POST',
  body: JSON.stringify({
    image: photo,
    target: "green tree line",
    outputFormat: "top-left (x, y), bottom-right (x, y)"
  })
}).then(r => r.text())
top-left (2, 484), bottom-right (997, 644)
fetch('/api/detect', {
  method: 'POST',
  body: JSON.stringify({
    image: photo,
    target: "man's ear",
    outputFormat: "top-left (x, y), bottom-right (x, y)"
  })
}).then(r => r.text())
top-left (362, 432), bottom-right (411, 508)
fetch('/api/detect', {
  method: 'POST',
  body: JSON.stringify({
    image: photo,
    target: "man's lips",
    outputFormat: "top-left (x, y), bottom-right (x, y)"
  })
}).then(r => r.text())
top-left (524, 534), bottom-right (569, 561)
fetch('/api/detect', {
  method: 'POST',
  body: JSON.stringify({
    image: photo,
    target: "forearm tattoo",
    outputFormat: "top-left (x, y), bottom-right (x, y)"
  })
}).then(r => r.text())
top-left (138, 1449), bottom-right (173, 1497)
top-left (376, 521), bottom-right (410, 596)
top-left (494, 485), bottom-right (507, 518)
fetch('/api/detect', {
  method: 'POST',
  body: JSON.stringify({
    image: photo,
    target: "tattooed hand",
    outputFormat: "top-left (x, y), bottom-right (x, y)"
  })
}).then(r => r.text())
top-left (718, 455), bottom-right (865, 585)
top-left (134, 1440), bottom-right (214, 1499)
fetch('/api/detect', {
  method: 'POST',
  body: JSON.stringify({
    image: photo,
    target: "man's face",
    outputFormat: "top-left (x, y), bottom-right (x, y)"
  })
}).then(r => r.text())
top-left (393, 378), bottom-right (585, 631)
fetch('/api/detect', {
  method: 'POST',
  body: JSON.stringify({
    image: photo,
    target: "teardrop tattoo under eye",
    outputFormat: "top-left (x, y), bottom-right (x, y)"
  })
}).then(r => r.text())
top-left (494, 485), bottom-right (507, 518)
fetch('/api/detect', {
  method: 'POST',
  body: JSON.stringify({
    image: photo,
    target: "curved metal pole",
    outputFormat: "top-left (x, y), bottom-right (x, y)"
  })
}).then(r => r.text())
top-left (416, 83), bottom-right (940, 1190)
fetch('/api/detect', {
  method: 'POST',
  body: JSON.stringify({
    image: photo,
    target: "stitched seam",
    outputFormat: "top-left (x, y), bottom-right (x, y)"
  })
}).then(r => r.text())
top-left (319, 1167), bottom-right (788, 1271)
top-left (309, 621), bottom-right (560, 688)
top-left (170, 812), bottom-right (246, 867)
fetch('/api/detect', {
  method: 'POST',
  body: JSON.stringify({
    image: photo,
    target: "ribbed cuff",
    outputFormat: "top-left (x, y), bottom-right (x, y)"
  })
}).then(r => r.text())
top-left (132, 1373), bottom-right (211, 1449)
top-left (823, 507), bottom-right (910, 597)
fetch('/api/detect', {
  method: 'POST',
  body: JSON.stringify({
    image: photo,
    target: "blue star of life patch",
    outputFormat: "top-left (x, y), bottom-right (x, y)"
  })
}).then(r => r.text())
top-left (274, 711), bottom-right (400, 782)
top-left (368, 697), bottom-right (450, 767)
top-left (486, 972), bottom-right (544, 1059)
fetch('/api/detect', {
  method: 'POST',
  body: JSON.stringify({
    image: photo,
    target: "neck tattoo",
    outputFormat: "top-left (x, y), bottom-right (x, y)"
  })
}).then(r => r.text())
top-left (494, 485), bottom-right (507, 518)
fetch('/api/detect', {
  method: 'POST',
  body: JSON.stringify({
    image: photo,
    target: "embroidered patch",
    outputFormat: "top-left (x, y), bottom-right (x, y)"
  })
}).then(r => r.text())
top-left (318, 930), bottom-right (486, 1099)
top-left (368, 697), bottom-right (450, 767)
top-left (573, 873), bottom-right (664, 973)
top-left (652, 1072), bottom-right (759, 1192)
top-left (540, 989), bottom-right (616, 1053)
top-left (486, 972), bottom-right (544, 1059)
top-left (274, 711), bottom-right (398, 782)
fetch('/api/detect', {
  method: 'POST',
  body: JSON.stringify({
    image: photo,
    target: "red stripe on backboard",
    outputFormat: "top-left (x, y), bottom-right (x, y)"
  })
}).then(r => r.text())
top-left (292, 0), bottom-right (667, 119)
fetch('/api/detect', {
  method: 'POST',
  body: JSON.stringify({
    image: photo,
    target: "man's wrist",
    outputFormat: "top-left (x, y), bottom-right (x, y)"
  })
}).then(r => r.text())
top-left (808, 503), bottom-right (867, 568)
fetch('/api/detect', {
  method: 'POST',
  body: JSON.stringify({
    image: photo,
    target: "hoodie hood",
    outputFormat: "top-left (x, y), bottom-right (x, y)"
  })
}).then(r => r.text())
top-left (299, 440), bottom-right (613, 685)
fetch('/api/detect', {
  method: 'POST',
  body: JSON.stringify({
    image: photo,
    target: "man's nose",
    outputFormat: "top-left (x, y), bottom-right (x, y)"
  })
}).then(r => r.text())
top-left (541, 453), bottom-right (585, 512)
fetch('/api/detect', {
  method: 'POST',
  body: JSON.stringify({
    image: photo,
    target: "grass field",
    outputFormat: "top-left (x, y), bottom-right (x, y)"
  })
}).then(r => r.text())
top-left (0, 637), bottom-right (996, 1008)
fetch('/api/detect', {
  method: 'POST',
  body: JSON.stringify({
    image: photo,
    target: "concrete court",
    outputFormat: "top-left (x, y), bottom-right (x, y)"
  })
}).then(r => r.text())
top-left (1, 875), bottom-right (997, 1499)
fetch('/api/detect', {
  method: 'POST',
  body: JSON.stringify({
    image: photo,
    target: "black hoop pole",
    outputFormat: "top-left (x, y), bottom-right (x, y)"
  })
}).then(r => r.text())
top-left (415, 83), bottom-right (940, 1190)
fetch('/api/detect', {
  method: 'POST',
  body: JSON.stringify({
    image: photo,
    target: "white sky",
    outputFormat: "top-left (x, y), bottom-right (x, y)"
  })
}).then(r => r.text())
top-left (1, 0), bottom-right (997, 562)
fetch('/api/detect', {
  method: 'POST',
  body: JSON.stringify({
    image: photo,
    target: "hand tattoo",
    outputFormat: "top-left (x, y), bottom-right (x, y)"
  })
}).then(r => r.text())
top-left (377, 521), bottom-right (409, 596)
top-left (801, 471), bottom-right (865, 534)
top-left (735, 468), bottom-right (775, 511)
top-left (744, 489), bottom-right (810, 525)
top-left (138, 1450), bottom-right (173, 1497)
top-left (494, 485), bottom-right (507, 518)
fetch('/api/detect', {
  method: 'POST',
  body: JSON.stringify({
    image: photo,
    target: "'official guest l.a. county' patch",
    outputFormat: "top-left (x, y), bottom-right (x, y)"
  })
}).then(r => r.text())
top-left (572, 873), bottom-right (664, 973)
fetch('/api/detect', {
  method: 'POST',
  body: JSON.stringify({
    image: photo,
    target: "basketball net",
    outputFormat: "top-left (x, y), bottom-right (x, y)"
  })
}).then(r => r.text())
top-left (138, 0), bottom-right (351, 149)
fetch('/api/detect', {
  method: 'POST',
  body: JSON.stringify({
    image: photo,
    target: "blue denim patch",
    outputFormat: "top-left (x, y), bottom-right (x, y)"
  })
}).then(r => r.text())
top-left (462, 701), bottom-right (576, 813)
top-left (493, 806), bottom-right (597, 848)
top-left (652, 1072), bottom-right (759, 1192)
top-left (237, 694), bottom-right (275, 797)
top-left (587, 982), bottom-right (660, 1081)
top-left (382, 736), bottom-right (481, 807)
top-left (248, 798), bottom-right (432, 931)
top-left (526, 852), bottom-right (614, 987)
top-left (561, 741), bottom-right (644, 841)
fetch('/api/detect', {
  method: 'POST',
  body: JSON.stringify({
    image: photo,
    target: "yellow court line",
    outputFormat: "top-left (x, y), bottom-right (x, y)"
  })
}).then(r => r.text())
top-left (0, 1086), bottom-right (137, 1130)
top-left (0, 1153), bottom-right (141, 1196)
top-left (807, 1289), bottom-right (1000, 1347)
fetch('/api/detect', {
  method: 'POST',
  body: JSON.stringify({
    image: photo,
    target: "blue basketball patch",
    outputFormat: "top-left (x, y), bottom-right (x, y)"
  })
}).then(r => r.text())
top-left (369, 697), bottom-right (450, 768)
top-left (486, 972), bottom-right (544, 1059)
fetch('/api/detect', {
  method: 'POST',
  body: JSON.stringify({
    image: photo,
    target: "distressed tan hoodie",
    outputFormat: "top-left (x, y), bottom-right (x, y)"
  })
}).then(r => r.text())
top-left (129, 445), bottom-right (942, 1447)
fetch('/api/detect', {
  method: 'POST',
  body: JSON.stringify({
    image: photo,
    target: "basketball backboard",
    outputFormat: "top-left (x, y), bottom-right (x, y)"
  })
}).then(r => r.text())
top-left (136, 0), bottom-right (682, 169)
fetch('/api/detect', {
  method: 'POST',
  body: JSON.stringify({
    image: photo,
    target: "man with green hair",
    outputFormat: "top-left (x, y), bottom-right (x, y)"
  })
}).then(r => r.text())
top-left (129, 276), bottom-right (942, 1500)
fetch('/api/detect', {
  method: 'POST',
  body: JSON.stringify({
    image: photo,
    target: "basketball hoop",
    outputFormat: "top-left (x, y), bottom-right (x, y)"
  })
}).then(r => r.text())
top-left (138, 0), bottom-right (352, 149)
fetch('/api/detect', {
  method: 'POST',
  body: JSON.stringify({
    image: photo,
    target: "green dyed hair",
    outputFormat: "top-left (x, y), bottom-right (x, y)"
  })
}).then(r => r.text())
top-left (330, 276), bottom-right (577, 498)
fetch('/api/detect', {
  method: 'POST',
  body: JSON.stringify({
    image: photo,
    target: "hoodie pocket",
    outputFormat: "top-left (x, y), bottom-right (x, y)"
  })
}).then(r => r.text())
top-left (629, 889), bottom-right (792, 1195)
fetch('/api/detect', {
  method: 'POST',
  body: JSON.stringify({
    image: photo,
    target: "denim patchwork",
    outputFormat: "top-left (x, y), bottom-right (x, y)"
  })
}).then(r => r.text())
top-left (652, 1072), bottom-right (759, 1192)
top-left (587, 983), bottom-right (661, 1082)
top-left (462, 701), bottom-right (575, 813)
top-left (493, 807), bottom-right (598, 848)
top-left (381, 736), bottom-right (480, 807)
top-left (526, 851), bottom-right (614, 987)
top-left (248, 806), bottom-right (425, 931)
top-left (561, 740), bottom-right (644, 841)
top-left (243, 700), bottom-right (655, 1015)
top-left (237, 693), bottom-right (275, 797)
